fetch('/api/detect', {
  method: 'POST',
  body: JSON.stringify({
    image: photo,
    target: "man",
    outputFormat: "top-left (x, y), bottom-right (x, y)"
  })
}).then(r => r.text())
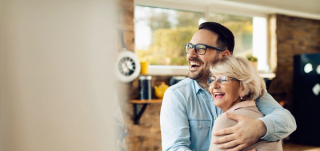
top-left (160, 22), bottom-right (296, 151)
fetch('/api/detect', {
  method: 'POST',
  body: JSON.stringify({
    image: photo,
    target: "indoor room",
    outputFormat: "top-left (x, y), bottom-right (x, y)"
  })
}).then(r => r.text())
top-left (1, 0), bottom-right (319, 151)
top-left (117, 0), bottom-right (320, 151)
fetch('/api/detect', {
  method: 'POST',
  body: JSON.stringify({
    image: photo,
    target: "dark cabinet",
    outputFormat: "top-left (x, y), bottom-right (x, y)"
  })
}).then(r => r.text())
top-left (291, 52), bottom-right (320, 146)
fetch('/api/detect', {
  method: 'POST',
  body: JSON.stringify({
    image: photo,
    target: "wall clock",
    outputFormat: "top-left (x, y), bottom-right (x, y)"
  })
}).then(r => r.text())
top-left (115, 30), bottom-right (140, 82)
top-left (116, 48), bottom-right (140, 82)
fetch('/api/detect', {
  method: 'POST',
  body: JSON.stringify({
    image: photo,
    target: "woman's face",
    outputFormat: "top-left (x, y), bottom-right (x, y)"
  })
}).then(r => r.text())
top-left (208, 73), bottom-right (242, 112)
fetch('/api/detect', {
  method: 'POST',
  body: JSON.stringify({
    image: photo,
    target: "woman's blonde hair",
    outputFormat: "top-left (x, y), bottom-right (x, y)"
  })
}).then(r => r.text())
top-left (210, 56), bottom-right (266, 100)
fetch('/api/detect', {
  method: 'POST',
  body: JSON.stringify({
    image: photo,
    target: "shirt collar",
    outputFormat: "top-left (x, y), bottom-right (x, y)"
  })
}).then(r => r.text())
top-left (192, 79), bottom-right (204, 94)
top-left (227, 100), bottom-right (256, 112)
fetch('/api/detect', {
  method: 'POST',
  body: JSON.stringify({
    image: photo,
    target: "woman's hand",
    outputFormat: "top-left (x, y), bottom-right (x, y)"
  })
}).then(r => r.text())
top-left (212, 112), bottom-right (266, 151)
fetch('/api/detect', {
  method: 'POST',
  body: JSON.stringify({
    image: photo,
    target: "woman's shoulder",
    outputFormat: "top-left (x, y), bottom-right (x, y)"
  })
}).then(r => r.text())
top-left (229, 106), bottom-right (264, 119)
top-left (213, 106), bottom-right (264, 130)
top-left (213, 113), bottom-right (237, 130)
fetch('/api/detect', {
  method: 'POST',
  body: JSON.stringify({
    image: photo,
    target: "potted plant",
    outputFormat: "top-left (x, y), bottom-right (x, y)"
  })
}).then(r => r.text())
top-left (246, 54), bottom-right (258, 69)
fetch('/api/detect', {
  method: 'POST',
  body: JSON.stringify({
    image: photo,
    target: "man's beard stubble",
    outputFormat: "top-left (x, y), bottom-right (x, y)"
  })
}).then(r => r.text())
top-left (188, 52), bottom-right (221, 83)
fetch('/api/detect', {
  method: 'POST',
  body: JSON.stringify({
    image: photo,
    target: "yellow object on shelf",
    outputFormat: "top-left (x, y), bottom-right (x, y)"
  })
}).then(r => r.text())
top-left (154, 82), bottom-right (169, 99)
top-left (140, 61), bottom-right (149, 74)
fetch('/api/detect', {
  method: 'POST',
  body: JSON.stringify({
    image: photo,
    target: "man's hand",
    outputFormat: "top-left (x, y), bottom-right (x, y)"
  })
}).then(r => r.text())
top-left (212, 112), bottom-right (266, 151)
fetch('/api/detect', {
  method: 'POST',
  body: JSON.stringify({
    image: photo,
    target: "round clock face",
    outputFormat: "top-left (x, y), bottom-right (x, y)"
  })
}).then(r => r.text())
top-left (118, 57), bottom-right (136, 76)
top-left (115, 50), bottom-right (141, 83)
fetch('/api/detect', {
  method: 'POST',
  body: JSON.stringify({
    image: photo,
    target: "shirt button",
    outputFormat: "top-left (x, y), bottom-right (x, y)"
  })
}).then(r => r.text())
top-left (214, 117), bottom-right (216, 120)
top-left (199, 125), bottom-right (202, 128)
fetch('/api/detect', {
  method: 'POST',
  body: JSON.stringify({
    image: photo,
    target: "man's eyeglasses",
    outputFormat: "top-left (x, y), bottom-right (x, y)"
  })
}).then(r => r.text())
top-left (185, 43), bottom-right (225, 55)
top-left (208, 75), bottom-right (238, 85)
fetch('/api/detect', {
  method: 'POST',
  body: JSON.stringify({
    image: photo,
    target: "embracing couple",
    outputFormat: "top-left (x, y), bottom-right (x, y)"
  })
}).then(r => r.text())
top-left (160, 22), bottom-right (296, 151)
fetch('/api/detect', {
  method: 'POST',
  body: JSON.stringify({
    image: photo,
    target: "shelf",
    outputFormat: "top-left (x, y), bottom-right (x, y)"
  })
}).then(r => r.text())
top-left (129, 99), bottom-right (162, 124)
top-left (129, 99), bottom-right (162, 104)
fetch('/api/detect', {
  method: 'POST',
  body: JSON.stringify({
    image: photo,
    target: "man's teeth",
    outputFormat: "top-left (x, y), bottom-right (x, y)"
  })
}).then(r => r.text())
top-left (190, 62), bottom-right (201, 66)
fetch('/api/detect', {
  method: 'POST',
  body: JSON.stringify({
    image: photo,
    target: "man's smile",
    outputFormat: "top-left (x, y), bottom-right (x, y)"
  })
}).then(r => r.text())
top-left (189, 59), bottom-right (203, 72)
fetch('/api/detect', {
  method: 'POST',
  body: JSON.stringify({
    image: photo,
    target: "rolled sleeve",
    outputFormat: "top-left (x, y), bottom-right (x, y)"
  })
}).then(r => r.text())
top-left (160, 88), bottom-right (192, 151)
top-left (256, 92), bottom-right (297, 141)
top-left (258, 116), bottom-right (275, 140)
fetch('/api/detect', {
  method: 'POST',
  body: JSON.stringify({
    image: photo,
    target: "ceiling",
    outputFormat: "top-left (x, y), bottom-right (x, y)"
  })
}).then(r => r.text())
top-left (136, 0), bottom-right (320, 20)
top-left (225, 0), bottom-right (320, 15)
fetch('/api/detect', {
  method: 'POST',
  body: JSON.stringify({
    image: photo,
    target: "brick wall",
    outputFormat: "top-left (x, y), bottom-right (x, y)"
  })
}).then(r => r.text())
top-left (118, 0), bottom-right (134, 52)
top-left (121, 76), bottom-right (173, 151)
top-left (124, 102), bottom-right (162, 151)
top-left (117, 1), bottom-right (168, 150)
top-left (268, 14), bottom-right (320, 111)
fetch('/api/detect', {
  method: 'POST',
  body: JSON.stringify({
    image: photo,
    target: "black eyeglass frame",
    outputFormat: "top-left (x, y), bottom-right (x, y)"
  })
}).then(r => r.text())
top-left (185, 43), bottom-right (226, 55)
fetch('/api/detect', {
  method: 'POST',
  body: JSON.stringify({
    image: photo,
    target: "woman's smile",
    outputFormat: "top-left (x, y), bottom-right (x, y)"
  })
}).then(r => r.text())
top-left (213, 92), bottom-right (225, 99)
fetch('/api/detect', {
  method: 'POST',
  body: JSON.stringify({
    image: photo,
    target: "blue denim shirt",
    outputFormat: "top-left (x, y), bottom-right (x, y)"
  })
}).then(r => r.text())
top-left (160, 78), bottom-right (296, 151)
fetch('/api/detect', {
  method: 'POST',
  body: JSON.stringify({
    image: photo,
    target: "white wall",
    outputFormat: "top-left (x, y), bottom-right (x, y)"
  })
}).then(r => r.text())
top-left (0, 0), bottom-right (117, 151)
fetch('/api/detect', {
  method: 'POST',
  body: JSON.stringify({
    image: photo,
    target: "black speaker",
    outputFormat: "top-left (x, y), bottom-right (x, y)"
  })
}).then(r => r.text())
top-left (291, 52), bottom-right (320, 146)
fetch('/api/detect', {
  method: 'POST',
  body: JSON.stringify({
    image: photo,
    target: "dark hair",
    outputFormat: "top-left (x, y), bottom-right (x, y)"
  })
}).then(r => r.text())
top-left (199, 22), bottom-right (235, 54)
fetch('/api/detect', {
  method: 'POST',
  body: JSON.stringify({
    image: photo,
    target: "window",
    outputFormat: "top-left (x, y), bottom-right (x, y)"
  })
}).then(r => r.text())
top-left (135, 5), bottom-right (204, 66)
top-left (134, 4), bottom-right (270, 75)
top-left (207, 13), bottom-right (253, 58)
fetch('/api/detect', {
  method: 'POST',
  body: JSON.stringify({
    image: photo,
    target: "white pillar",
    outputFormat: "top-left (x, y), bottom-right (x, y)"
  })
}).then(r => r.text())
top-left (0, 0), bottom-right (117, 151)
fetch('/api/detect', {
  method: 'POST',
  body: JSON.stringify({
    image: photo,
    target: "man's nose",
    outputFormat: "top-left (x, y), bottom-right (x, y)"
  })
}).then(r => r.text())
top-left (188, 47), bottom-right (198, 57)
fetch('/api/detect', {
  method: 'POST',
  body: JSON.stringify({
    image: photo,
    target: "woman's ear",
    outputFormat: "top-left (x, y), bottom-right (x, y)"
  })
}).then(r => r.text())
top-left (240, 84), bottom-right (249, 98)
top-left (240, 90), bottom-right (249, 98)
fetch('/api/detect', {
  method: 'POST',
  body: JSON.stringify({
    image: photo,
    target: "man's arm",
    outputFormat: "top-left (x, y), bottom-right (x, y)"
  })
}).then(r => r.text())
top-left (256, 92), bottom-right (297, 141)
top-left (160, 89), bottom-right (191, 151)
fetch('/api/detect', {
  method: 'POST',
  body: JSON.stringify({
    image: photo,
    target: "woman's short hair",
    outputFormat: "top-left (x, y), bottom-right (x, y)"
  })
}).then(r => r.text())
top-left (210, 56), bottom-right (266, 100)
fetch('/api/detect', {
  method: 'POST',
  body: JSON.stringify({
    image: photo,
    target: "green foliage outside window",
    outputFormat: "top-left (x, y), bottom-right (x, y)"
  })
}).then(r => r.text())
top-left (137, 27), bottom-right (197, 65)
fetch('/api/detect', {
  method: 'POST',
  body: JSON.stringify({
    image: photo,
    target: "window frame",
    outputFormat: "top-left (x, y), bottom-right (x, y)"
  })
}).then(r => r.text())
top-left (134, 0), bottom-right (275, 78)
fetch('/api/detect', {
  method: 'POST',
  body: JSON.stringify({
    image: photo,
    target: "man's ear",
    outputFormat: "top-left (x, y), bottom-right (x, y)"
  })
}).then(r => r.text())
top-left (220, 50), bottom-right (231, 58)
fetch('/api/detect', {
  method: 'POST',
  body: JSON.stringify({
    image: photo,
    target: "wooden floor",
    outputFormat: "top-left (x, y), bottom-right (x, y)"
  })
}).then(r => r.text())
top-left (283, 143), bottom-right (320, 151)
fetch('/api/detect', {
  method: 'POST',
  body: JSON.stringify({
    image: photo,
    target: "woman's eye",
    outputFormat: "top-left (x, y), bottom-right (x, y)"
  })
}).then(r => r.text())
top-left (208, 78), bottom-right (215, 84)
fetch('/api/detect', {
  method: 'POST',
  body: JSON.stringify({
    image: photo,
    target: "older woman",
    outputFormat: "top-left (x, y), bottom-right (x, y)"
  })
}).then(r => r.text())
top-left (208, 56), bottom-right (282, 151)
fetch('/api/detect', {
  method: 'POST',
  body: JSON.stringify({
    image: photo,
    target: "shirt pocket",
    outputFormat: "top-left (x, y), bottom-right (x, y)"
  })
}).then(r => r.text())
top-left (189, 120), bottom-right (211, 151)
